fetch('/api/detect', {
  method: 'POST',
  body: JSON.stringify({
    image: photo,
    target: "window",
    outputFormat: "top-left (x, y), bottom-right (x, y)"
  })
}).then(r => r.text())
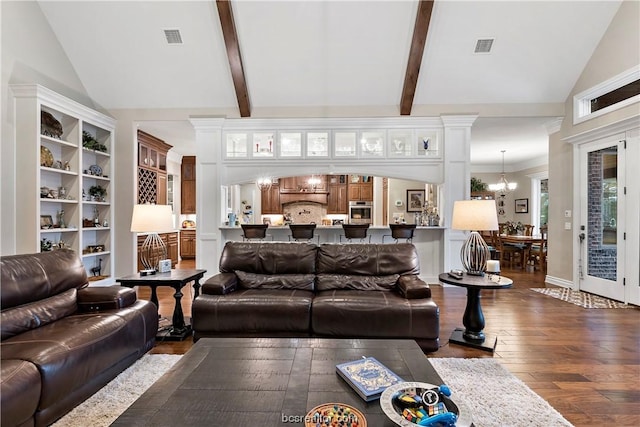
top-left (574, 66), bottom-right (640, 124)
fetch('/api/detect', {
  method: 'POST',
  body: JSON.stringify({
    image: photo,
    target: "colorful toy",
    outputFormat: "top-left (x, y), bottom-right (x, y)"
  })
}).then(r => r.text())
top-left (391, 384), bottom-right (457, 427)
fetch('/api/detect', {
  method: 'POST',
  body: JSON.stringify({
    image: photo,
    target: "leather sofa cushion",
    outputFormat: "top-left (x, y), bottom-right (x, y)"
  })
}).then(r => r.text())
top-left (192, 289), bottom-right (313, 333)
top-left (316, 273), bottom-right (399, 291)
top-left (77, 286), bottom-right (136, 311)
top-left (396, 275), bottom-right (432, 299)
top-left (236, 271), bottom-right (315, 290)
top-left (1, 288), bottom-right (77, 341)
top-left (219, 242), bottom-right (317, 275)
top-left (1, 249), bottom-right (87, 310)
top-left (312, 290), bottom-right (439, 340)
top-left (0, 302), bottom-right (153, 410)
top-left (317, 243), bottom-right (420, 276)
top-left (1, 359), bottom-right (41, 427)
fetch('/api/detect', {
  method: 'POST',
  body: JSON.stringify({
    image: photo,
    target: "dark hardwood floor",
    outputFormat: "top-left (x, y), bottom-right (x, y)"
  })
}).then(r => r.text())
top-left (139, 260), bottom-right (640, 426)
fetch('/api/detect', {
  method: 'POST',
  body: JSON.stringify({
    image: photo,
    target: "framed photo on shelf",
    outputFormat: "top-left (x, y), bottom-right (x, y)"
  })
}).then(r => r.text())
top-left (515, 198), bottom-right (529, 213)
top-left (406, 189), bottom-right (425, 212)
top-left (40, 215), bottom-right (53, 229)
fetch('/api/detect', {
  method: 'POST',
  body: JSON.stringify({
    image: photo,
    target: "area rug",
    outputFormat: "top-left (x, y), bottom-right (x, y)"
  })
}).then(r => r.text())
top-left (52, 354), bottom-right (182, 427)
top-left (531, 287), bottom-right (635, 308)
top-left (53, 355), bottom-right (571, 427)
top-left (431, 358), bottom-right (572, 427)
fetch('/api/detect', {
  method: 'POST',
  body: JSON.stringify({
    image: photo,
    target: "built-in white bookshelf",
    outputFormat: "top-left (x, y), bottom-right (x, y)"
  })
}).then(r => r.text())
top-left (12, 84), bottom-right (116, 286)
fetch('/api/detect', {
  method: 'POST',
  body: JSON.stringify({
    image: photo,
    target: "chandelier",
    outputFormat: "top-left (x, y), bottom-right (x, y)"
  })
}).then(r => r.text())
top-left (307, 176), bottom-right (321, 191)
top-left (489, 150), bottom-right (517, 193)
top-left (256, 177), bottom-right (272, 191)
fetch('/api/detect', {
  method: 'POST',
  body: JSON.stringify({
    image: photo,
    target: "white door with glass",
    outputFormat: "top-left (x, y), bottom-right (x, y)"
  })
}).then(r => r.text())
top-left (578, 135), bottom-right (625, 302)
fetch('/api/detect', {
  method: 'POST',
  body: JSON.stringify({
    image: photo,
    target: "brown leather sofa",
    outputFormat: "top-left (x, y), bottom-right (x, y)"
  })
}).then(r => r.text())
top-left (192, 242), bottom-right (440, 352)
top-left (0, 250), bottom-right (158, 427)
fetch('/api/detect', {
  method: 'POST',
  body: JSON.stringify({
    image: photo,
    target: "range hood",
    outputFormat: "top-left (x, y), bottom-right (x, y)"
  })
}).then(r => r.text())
top-left (280, 192), bottom-right (328, 205)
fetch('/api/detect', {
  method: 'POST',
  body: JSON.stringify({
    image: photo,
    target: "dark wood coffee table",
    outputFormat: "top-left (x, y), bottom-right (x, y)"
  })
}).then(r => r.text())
top-left (112, 338), bottom-right (472, 426)
top-left (116, 269), bottom-right (206, 341)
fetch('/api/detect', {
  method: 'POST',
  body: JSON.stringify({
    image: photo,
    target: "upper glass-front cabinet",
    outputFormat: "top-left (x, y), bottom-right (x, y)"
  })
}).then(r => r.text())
top-left (223, 128), bottom-right (442, 159)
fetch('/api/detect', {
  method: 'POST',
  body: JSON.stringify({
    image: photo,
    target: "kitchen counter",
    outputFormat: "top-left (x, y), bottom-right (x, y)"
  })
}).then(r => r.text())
top-left (218, 225), bottom-right (445, 283)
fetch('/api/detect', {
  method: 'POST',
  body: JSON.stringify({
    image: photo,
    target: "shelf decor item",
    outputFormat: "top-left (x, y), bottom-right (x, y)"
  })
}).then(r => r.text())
top-left (130, 204), bottom-right (173, 274)
top-left (82, 131), bottom-right (108, 152)
top-left (452, 200), bottom-right (499, 276)
top-left (41, 110), bottom-right (63, 138)
top-left (89, 185), bottom-right (107, 202)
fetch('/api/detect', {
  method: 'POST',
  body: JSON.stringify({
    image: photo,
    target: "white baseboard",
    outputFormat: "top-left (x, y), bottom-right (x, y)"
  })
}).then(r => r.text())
top-left (544, 275), bottom-right (574, 289)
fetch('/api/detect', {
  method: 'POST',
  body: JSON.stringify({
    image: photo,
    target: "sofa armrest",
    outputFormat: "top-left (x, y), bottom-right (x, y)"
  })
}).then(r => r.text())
top-left (202, 273), bottom-right (238, 295)
top-left (396, 275), bottom-right (432, 299)
top-left (77, 286), bottom-right (137, 311)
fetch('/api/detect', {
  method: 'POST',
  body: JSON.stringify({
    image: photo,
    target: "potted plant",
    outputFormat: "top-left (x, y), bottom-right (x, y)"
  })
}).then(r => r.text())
top-left (505, 221), bottom-right (524, 235)
top-left (470, 177), bottom-right (488, 192)
top-left (89, 185), bottom-right (107, 202)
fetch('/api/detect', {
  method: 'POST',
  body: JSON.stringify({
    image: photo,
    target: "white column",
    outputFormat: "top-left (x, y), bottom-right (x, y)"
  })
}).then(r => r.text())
top-left (441, 115), bottom-right (477, 273)
top-left (189, 117), bottom-right (225, 277)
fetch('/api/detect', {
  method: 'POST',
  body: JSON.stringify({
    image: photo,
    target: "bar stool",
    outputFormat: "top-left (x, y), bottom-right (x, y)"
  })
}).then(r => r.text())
top-left (288, 224), bottom-right (319, 243)
top-left (241, 224), bottom-right (270, 241)
top-left (340, 224), bottom-right (371, 243)
top-left (382, 223), bottom-right (416, 243)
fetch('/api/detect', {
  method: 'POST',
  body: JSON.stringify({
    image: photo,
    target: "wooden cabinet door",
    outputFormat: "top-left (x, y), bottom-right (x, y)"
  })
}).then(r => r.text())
top-left (181, 180), bottom-right (196, 214)
top-left (360, 184), bottom-right (373, 201)
top-left (182, 156), bottom-right (195, 181)
top-left (279, 177), bottom-right (298, 193)
top-left (157, 173), bottom-right (167, 205)
top-left (327, 184), bottom-right (347, 214)
top-left (180, 231), bottom-right (196, 259)
top-left (261, 185), bottom-right (280, 214)
top-left (165, 233), bottom-right (179, 266)
top-left (348, 185), bottom-right (362, 201)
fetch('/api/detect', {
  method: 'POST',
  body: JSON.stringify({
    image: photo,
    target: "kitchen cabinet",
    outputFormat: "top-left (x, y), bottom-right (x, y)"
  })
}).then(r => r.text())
top-left (181, 156), bottom-right (196, 214)
top-left (260, 183), bottom-right (281, 214)
top-left (327, 175), bottom-right (348, 214)
top-left (347, 175), bottom-right (373, 201)
top-left (280, 175), bottom-right (327, 193)
top-left (137, 232), bottom-right (178, 271)
top-left (138, 130), bottom-right (172, 205)
top-left (180, 229), bottom-right (196, 259)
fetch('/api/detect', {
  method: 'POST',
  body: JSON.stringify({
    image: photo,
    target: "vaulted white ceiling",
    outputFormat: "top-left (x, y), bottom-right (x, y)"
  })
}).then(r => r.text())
top-left (36, 0), bottom-right (622, 168)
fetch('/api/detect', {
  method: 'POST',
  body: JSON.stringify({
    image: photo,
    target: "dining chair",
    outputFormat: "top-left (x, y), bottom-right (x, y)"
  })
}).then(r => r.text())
top-left (240, 224), bottom-right (270, 241)
top-left (288, 224), bottom-right (319, 243)
top-left (523, 224), bottom-right (535, 236)
top-left (382, 223), bottom-right (416, 243)
top-left (497, 235), bottom-right (524, 269)
top-left (340, 224), bottom-right (371, 243)
top-left (529, 225), bottom-right (548, 272)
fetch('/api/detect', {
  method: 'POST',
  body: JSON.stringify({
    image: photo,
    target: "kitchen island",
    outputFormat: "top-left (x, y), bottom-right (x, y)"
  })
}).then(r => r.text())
top-left (219, 225), bottom-right (445, 283)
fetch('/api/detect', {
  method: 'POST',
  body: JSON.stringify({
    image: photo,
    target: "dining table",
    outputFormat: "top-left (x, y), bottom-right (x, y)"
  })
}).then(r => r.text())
top-left (499, 234), bottom-right (545, 269)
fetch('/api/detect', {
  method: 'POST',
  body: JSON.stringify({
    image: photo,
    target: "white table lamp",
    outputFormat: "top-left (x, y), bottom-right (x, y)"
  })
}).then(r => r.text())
top-left (131, 204), bottom-right (174, 274)
top-left (452, 200), bottom-right (499, 276)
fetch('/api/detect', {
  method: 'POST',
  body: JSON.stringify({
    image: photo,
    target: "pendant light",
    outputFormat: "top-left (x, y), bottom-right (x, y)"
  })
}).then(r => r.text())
top-left (489, 150), bottom-right (517, 192)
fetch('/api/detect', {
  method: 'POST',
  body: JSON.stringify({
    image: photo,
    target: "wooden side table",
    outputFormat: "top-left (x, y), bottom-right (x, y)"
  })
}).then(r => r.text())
top-left (117, 269), bottom-right (206, 341)
top-left (439, 272), bottom-right (513, 352)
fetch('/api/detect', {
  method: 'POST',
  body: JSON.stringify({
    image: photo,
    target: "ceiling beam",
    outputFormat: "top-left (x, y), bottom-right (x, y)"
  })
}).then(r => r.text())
top-left (400, 0), bottom-right (435, 116)
top-left (216, 0), bottom-right (251, 117)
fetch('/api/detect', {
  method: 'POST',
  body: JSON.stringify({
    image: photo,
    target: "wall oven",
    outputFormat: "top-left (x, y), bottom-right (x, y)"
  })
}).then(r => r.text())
top-left (348, 201), bottom-right (373, 224)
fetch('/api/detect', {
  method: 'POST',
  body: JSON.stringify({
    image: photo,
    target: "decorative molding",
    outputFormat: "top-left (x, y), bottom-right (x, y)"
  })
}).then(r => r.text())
top-left (544, 275), bottom-right (575, 290)
top-left (544, 117), bottom-right (564, 135)
top-left (563, 115), bottom-right (640, 145)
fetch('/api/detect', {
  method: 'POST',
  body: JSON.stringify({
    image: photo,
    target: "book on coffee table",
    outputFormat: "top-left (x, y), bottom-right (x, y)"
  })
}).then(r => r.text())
top-left (336, 357), bottom-right (404, 401)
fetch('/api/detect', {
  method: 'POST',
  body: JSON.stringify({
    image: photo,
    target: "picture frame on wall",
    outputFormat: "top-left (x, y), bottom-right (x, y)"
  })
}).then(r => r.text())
top-left (515, 198), bottom-right (529, 213)
top-left (407, 189), bottom-right (425, 212)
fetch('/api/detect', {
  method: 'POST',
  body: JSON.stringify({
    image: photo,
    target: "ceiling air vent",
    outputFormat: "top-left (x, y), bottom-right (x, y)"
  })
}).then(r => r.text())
top-left (163, 29), bottom-right (183, 45)
top-left (474, 38), bottom-right (494, 54)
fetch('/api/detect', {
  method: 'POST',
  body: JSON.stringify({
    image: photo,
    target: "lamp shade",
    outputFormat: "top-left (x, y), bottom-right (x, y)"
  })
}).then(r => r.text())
top-left (130, 204), bottom-right (174, 233)
top-left (452, 200), bottom-right (499, 231)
